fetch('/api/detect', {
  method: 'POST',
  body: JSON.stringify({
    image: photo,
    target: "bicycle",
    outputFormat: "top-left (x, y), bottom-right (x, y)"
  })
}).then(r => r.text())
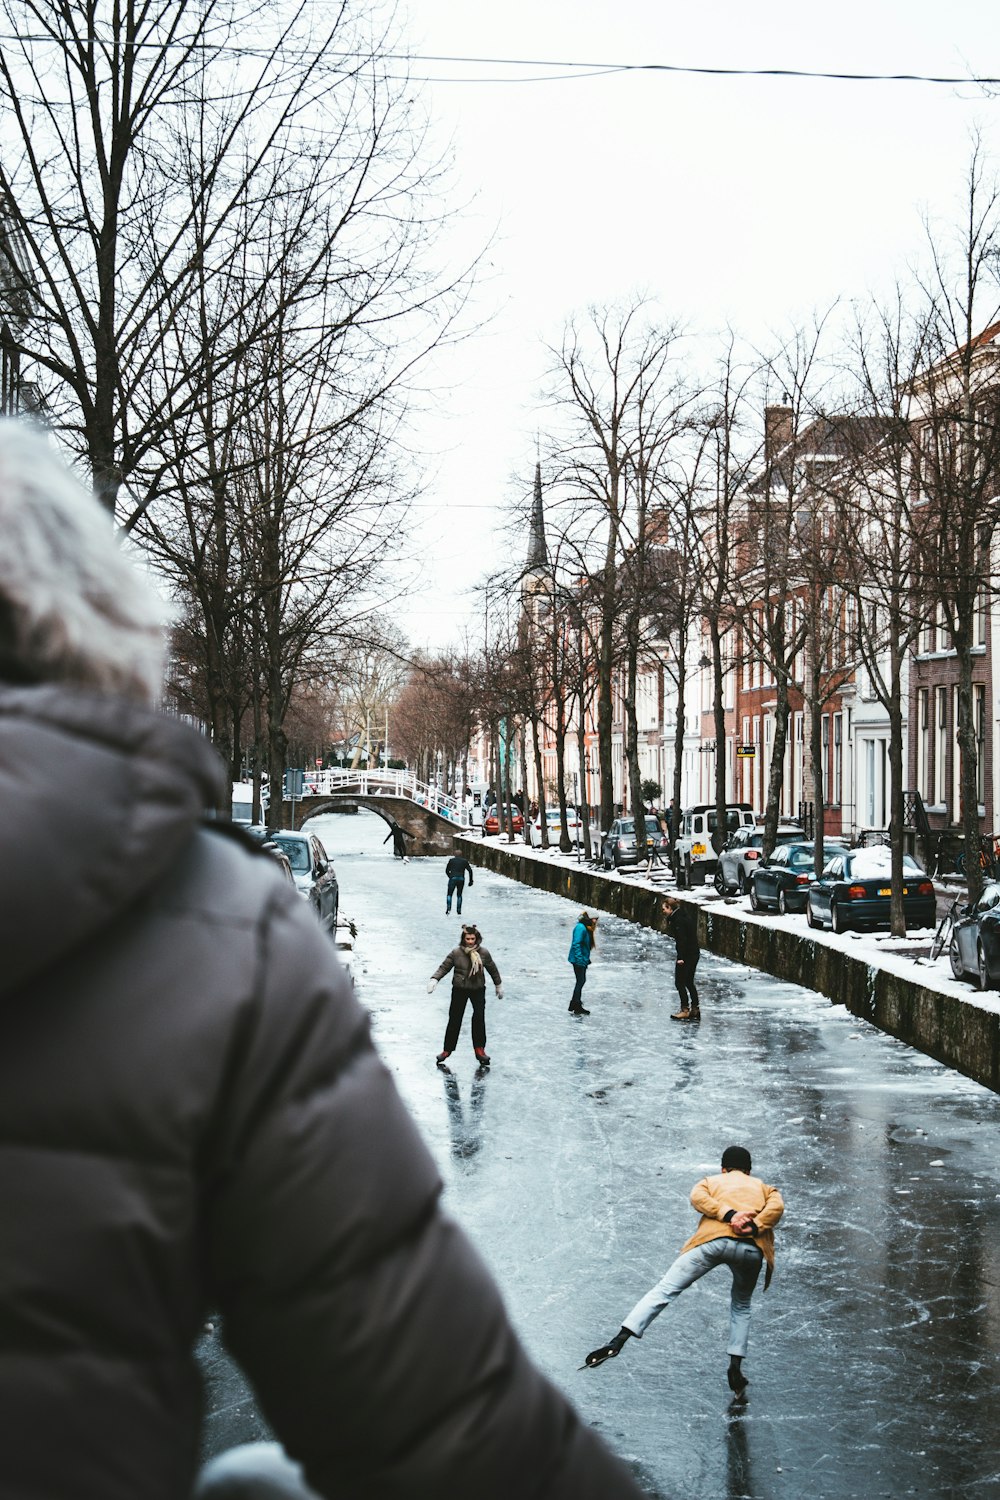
top-left (929, 897), bottom-right (965, 962)
top-left (954, 834), bottom-right (1000, 883)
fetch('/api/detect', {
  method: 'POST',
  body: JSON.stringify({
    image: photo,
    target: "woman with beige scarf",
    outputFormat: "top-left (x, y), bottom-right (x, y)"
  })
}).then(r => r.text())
top-left (428, 924), bottom-right (503, 1068)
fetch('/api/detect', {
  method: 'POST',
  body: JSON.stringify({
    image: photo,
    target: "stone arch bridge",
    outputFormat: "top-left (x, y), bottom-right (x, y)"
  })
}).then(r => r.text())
top-left (277, 771), bottom-right (468, 857)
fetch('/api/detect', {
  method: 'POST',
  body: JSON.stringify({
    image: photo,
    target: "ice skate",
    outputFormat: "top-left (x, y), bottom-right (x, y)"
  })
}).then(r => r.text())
top-left (474, 1047), bottom-right (491, 1068)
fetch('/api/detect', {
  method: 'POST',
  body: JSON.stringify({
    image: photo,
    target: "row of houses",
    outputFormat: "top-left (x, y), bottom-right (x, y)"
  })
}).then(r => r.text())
top-left (494, 328), bottom-right (1000, 856)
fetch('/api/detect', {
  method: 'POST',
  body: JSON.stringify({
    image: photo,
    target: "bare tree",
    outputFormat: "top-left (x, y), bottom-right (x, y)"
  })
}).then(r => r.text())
top-left (546, 302), bottom-right (685, 832)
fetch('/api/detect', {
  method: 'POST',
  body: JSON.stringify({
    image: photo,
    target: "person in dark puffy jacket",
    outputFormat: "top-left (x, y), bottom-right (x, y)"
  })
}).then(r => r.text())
top-left (428, 922), bottom-right (502, 1067)
top-left (0, 421), bottom-right (646, 1500)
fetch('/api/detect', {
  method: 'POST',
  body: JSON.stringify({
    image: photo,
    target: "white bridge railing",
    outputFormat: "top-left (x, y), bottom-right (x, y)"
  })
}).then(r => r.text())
top-left (299, 768), bottom-right (469, 826)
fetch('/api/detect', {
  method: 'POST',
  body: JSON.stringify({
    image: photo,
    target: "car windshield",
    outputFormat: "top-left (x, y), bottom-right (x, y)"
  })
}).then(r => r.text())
top-left (789, 845), bottom-right (844, 868)
top-left (271, 837), bottom-right (311, 872)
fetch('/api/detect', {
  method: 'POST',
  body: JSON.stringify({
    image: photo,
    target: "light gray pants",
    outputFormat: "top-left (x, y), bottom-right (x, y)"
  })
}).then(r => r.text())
top-left (623, 1237), bottom-right (764, 1357)
top-left (194, 1443), bottom-right (321, 1499)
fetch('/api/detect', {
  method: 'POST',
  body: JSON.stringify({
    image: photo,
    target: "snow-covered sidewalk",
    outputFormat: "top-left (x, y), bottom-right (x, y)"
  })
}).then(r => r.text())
top-left (466, 832), bottom-right (1000, 1024)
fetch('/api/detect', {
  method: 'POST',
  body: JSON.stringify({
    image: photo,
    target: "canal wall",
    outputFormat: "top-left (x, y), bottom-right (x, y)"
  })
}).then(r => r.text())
top-left (458, 836), bottom-right (1000, 1095)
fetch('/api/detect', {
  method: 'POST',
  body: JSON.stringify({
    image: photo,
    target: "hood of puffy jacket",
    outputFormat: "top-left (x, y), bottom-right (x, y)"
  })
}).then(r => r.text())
top-left (0, 683), bottom-right (224, 1000)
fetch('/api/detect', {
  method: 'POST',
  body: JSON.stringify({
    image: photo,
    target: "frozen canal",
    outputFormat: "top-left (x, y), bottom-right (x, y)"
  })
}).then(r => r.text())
top-left (202, 811), bottom-right (1000, 1499)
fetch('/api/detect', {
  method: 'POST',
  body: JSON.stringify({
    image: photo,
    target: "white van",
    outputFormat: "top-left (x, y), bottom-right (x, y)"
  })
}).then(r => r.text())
top-left (232, 781), bottom-right (268, 826)
top-left (673, 803), bottom-right (755, 887)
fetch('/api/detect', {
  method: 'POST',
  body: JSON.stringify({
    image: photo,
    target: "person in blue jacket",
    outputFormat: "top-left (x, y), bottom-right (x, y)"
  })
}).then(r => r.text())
top-left (567, 911), bottom-right (598, 1015)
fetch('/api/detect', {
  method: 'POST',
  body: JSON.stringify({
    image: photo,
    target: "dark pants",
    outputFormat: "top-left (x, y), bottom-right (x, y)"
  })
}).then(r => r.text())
top-left (569, 963), bottom-right (589, 1010)
top-left (444, 985), bottom-right (487, 1051)
top-left (446, 876), bottom-right (465, 913)
top-left (675, 954), bottom-right (700, 1009)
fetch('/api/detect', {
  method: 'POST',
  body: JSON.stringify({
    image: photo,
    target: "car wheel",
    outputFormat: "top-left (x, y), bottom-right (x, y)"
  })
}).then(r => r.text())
top-left (831, 901), bottom-right (849, 934)
top-left (749, 882), bottom-right (760, 912)
top-left (778, 889), bottom-right (790, 916)
top-left (949, 932), bottom-right (965, 981)
top-left (713, 867), bottom-right (727, 896)
top-left (737, 870), bottom-right (747, 895)
top-left (977, 941), bottom-right (991, 991)
top-left (806, 901), bottom-right (819, 929)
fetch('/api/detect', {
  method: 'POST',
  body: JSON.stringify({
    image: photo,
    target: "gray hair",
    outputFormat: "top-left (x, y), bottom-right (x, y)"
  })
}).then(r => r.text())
top-left (0, 420), bottom-right (166, 702)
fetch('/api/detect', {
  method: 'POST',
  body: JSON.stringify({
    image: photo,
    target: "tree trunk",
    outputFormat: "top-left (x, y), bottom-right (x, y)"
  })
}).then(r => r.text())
top-left (956, 632), bottom-right (983, 905)
top-left (711, 620), bottom-right (727, 853)
top-left (531, 712), bottom-right (548, 848)
top-left (762, 681), bottom-right (791, 861)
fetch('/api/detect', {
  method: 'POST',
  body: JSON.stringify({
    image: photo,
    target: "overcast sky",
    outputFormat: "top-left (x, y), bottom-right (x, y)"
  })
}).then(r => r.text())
top-left (391, 0), bottom-right (1000, 653)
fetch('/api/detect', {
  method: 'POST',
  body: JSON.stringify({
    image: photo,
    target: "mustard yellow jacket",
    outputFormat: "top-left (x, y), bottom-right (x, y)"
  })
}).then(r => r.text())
top-left (680, 1170), bottom-right (785, 1288)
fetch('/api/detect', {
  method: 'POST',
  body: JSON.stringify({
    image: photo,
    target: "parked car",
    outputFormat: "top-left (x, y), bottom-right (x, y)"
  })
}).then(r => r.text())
top-left (267, 829), bottom-right (339, 934)
top-left (948, 882), bottom-right (1000, 989)
top-left (529, 807), bottom-right (584, 848)
top-left (749, 841), bottom-right (848, 914)
top-left (805, 847), bottom-right (935, 934)
top-left (484, 805), bottom-right (524, 836)
top-left (600, 815), bottom-right (670, 870)
top-left (673, 803), bottom-right (755, 886)
top-left (715, 825), bottom-right (804, 896)
top-left (260, 840), bottom-right (296, 885)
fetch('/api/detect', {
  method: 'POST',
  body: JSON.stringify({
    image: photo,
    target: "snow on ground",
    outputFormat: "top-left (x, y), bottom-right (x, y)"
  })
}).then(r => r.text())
top-left (468, 832), bottom-right (1000, 1018)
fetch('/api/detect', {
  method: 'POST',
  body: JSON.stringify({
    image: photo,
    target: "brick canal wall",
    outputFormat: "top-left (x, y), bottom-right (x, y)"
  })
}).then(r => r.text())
top-left (458, 837), bottom-right (1000, 1095)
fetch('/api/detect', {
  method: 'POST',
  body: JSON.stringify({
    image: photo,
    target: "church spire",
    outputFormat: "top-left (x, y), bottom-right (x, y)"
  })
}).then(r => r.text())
top-left (526, 460), bottom-right (548, 572)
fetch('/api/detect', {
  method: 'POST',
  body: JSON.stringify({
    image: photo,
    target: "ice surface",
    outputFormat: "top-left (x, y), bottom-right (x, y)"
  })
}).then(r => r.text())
top-left (201, 811), bottom-right (1000, 1498)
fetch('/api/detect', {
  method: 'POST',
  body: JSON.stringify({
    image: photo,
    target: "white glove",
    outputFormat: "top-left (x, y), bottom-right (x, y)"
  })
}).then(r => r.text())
top-left (427, 979), bottom-right (438, 993)
top-left (495, 984), bottom-right (504, 999)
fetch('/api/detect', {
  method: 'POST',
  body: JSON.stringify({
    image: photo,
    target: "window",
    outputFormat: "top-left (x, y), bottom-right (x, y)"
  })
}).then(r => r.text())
top-left (916, 688), bottom-right (929, 799)
top-left (935, 686), bottom-right (948, 809)
top-left (976, 683), bottom-right (986, 805)
top-left (833, 713), bottom-right (843, 807)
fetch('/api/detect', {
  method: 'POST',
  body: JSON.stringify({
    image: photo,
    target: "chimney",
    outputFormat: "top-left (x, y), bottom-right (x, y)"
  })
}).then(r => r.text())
top-left (764, 402), bottom-right (794, 460)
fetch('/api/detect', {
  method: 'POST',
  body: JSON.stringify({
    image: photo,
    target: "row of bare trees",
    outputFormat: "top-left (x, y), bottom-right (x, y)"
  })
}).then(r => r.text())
top-left (430, 149), bottom-right (1000, 920)
top-left (0, 0), bottom-right (469, 803)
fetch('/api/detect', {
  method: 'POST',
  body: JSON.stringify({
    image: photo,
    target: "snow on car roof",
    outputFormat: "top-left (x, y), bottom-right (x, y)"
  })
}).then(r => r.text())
top-left (844, 848), bottom-right (921, 878)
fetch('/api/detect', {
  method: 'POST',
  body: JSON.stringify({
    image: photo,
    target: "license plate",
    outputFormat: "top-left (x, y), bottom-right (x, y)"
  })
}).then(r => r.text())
top-left (878, 887), bottom-right (891, 896)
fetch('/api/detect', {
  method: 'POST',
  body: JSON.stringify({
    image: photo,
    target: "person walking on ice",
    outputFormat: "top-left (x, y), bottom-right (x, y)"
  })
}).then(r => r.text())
top-left (383, 819), bottom-right (414, 861)
top-left (429, 924), bottom-right (503, 1068)
top-left (444, 851), bottom-right (475, 915)
top-left (662, 895), bottom-right (701, 1021)
top-left (583, 1146), bottom-right (784, 1399)
top-left (567, 911), bottom-right (598, 1014)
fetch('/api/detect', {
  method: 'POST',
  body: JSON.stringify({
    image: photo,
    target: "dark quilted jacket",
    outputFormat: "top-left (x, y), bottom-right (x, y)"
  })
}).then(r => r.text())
top-left (0, 685), bottom-right (645, 1500)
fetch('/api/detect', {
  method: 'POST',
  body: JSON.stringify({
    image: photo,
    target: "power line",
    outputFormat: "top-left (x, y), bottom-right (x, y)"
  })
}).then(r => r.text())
top-left (0, 35), bottom-right (996, 88)
top-left (391, 54), bottom-right (1000, 88)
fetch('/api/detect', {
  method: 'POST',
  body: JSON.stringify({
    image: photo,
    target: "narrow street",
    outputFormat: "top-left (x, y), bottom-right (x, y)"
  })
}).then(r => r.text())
top-left (202, 811), bottom-right (1000, 1499)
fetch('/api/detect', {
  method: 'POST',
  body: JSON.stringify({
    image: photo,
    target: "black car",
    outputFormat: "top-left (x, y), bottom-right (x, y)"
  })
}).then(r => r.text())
top-left (806, 848), bottom-right (935, 934)
top-left (268, 829), bottom-right (339, 934)
top-left (715, 825), bottom-right (804, 896)
top-left (749, 841), bottom-right (848, 914)
top-left (949, 882), bottom-right (1000, 989)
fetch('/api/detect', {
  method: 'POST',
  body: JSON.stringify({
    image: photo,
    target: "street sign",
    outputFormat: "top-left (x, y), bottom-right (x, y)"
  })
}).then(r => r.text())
top-left (736, 745), bottom-right (756, 758)
top-left (286, 768), bottom-right (304, 797)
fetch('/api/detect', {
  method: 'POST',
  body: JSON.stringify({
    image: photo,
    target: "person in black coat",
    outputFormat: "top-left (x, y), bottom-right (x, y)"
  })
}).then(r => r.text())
top-left (663, 895), bottom-right (701, 1020)
top-left (445, 852), bottom-right (475, 914)
top-left (0, 419), bottom-right (649, 1500)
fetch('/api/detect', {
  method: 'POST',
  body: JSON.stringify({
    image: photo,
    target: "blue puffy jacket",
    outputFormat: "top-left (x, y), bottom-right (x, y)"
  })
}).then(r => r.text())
top-left (568, 920), bottom-right (593, 966)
